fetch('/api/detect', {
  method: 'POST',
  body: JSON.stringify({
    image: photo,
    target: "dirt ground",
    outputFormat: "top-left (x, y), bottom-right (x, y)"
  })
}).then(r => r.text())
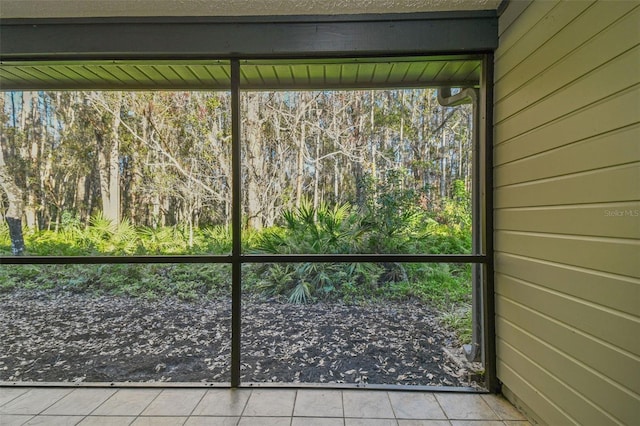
top-left (0, 289), bottom-right (483, 388)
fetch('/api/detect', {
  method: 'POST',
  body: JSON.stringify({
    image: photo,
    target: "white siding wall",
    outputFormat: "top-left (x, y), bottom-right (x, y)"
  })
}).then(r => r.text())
top-left (493, 1), bottom-right (640, 424)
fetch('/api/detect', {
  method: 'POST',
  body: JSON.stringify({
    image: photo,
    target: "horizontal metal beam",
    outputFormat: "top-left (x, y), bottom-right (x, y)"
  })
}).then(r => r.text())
top-left (0, 380), bottom-right (483, 393)
top-left (0, 255), bottom-right (233, 264)
top-left (0, 12), bottom-right (498, 60)
top-left (0, 254), bottom-right (486, 265)
top-left (242, 254), bottom-right (486, 263)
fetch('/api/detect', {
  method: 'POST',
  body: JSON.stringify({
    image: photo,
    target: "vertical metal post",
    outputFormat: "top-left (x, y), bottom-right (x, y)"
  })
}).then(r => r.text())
top-left (436, 87), bottom-right (482, 364)
top-left (230, 58), bottom-right (242, 388)
top-left (481, 53), bottom-right (499, 393)
top-left (470, 90), bottom-right (482, 364)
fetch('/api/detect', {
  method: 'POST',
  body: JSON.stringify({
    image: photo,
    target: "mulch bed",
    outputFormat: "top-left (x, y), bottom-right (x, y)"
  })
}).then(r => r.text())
top-left (0, 289), bottom-right (483, 388)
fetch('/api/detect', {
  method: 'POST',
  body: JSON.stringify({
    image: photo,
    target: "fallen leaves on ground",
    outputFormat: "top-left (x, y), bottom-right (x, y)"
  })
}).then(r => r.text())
top-left (0, 289), bottom-right (483, 388)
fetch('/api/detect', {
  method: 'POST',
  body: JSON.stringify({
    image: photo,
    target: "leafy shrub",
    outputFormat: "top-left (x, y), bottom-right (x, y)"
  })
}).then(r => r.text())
top-left (137, 226), bottom-right (183, 254)
top-left (257, 200), bottom-right (368, 254)
top-left (199, 225), bottom-right (233, 254)
top-left (362, 169), bottom-right (427, 254)
top-left (0, 173), bottom-right (473, 314)
top-left (251, 200), bottom-right (380, 303)
top-left (0, 263), bottom-right (230, 300)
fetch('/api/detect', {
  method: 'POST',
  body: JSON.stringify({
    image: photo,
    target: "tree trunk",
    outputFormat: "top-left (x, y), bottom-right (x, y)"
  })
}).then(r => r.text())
top-left (244, 94), bottom-right (264, 230)
top-left (295, 123), bottom-right (305, 207)
top-left (18, 92), bottom-right (39, 230)
top-left (440, 130), bottom-right (447, 200)
top-left (313, 132), bottom-right (321, 211)
top-left (0, 146), bottom-right (25, 255)
top-left (96, 93), bottom-right (122, 223)
top-left (440, 107), bottom-right (447, 201)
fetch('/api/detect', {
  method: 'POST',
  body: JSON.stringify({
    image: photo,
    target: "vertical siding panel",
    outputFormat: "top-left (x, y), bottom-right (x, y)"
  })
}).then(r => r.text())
top-left (495, 163), bottom-right (640, 209)
top-left (497, 340), bottom-right (620, 425)
top-left (494, 1), bottom-right (640, 424)
top-left (495, 202), bottom-right (640, 239)
top-left (496, 274), bottom-right (640, 354)
top-left (498, 361), bottom-right (576, 425)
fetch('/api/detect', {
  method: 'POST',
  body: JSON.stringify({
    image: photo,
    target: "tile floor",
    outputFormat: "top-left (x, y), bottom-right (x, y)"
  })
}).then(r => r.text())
top-left (0, 387), bottom-right (530, 426)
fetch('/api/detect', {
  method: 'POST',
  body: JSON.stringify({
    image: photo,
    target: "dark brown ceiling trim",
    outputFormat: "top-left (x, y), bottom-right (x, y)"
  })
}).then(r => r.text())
top-left (0, 11), bottom-right (498, 61)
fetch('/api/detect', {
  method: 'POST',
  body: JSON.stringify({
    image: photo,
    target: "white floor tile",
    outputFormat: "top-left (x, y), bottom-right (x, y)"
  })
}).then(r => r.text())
top-left (92, 390), bottom-right (160, 416)
top-left (242, 389), bottom-right (296, 417)
top-left (140, 389), bottom-right (206, 416)
top-left (343, 391), bottom-right (394, 419)
top-left (294, 390), bottom-right (343, 418)
top-left (191, 389), bottom-right (251, 416)
top-left (435, 394), bottom-right (499, 421)
top-left (0, 389), bottom-right (73, 415)
top-left (44, 389), bottom-right (116, 416)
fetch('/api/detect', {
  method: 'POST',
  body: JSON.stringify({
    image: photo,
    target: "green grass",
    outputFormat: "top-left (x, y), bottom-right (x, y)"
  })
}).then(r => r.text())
top-left (440, 306), bottom-right (473, 345)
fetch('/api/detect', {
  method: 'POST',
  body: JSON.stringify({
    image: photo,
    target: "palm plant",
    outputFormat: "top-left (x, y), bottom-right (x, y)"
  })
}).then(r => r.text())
top-left (84, 213), bottom-right (139, 254)
top-left (138, 226), bottom-right (187, 254)
top-left (110, 218), bottom-right (139, 254)
top-left (253, 199), bottom-right (379, 303)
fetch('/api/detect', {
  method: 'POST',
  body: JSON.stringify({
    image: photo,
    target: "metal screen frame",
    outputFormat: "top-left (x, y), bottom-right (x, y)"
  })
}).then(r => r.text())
top-left (0, 13), bottom-right (498, 392)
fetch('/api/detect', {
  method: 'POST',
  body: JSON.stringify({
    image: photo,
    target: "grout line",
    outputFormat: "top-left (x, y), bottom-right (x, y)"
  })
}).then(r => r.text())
top-left (37, 388), bottom-right (75, 415)
top-left (433, 393), bottom-right (450, 420)
top-left (142, 388), bottom-right (164, 415)
top-left (385, 391), bottom-right (398, 420)
top-left (87, 388), bottom-right (118, 416)
top-left (186, 388), bottom-right (208, 418)
top-left (0, 388), bottom-right (30, 409)
top-left (290, 389), bottom-right (298, 426)
top-left (6, 389), bottom-right (528, 425)
top-left (479, 393), bottom-right (503, 421)
top-left (237, 388), bottom-right (252, 421)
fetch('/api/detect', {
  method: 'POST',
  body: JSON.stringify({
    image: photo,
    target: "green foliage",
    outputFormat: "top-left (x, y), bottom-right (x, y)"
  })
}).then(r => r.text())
top-left (360, 172), bottom-right (472, 257)
top-left (440, 305), bottom-right (473, 345)
top-left (0, 88), bottom-right (476, 343)
top-left (0, 215), bottom-right (234, 257)
top-left (200, 225), bottom-right (233, 254)
top-left (0, 263), bottom-right (230, 301)
top-left (251, 200), bottom-right (381, 303)
top-left (137, 226), bottom-right (189, 254)
top-left (362, 169), bottom-right (427, 254)
top-left (84, 213), bottom-right (139, 254)
top-left (260, 200), bottom-right (368, 254)
top-left (405, 179), bottom-right (473, 256)
top-left (0, 175), bottom-right (473, 337)
top-left (0, 264), bottom-right (53, 292)
top-left (250, 190), bottom-right (471, 308)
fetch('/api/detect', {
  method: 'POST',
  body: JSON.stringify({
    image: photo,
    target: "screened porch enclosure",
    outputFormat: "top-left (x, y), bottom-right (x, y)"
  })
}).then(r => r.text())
top-left (0, 13), bottom-right (497, 390)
